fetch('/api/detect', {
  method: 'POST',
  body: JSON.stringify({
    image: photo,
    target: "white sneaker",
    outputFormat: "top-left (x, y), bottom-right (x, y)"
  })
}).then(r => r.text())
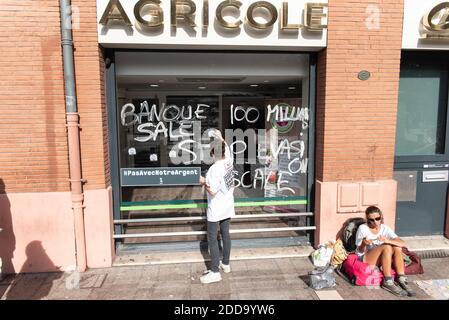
top-left (200, 271), bottom-right (222, 284)
top-left (219, 262), bottom-right (231, 273)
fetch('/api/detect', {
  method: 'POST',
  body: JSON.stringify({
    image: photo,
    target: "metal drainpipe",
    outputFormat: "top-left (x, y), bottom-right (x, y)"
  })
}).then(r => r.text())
top-left (59, 0), bottom-right (87, 272)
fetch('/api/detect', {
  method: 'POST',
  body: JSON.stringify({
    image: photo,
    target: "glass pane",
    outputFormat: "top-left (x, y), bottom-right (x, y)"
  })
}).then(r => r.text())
top-left (115, 52), bottom-right (310, 244)
top-left (395, 57), bottom-right (448, 156)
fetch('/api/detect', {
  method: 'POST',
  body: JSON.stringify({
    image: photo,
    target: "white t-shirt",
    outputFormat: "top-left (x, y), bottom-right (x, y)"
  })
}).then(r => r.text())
top-left (355, 223), bottom-right (398, 257)
top-left (205, 156), bottom-right (235, 222)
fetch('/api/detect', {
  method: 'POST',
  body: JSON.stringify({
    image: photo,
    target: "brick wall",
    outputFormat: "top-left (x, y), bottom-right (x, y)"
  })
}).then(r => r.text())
top-left (316, 0), bottom-right (404, 182)
top-left (72, 0), bottom-right (110, 190)
top-left (0, 0), bottom-right (69, 193)
top-left (0, 0), bottom-right (109, 194)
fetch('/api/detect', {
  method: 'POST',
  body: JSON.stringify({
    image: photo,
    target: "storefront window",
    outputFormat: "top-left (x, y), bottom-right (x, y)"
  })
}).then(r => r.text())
top-left (396, 53), bottom-right (449, 157)
top-left (115, 51), bottom-right (310, 244)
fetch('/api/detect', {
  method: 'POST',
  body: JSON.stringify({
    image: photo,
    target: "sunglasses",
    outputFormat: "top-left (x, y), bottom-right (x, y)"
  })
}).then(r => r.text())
top-left (368, 217), bottom-right (381, 223)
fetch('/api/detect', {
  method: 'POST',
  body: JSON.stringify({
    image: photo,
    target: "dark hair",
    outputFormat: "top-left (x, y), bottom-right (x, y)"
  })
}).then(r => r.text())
top-left (365, 205), bottom-right (384, 223)
top-left (210, 141), bottom-right (226, 159)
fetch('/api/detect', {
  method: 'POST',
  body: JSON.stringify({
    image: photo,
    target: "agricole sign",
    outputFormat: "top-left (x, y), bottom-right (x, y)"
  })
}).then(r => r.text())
top-left (97, 0), bottom-right (328, 48)
top-left (420, 2), bottom-right (449, 39)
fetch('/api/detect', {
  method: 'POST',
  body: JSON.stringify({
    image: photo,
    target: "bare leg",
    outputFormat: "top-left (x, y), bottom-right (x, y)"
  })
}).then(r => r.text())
top-left (380, 245), bottom-right (393, 276)
top-left (363, 244), bottom-right (393, 277)
top-left (393, 246), bottom-right (405, 275)
top-left (393, 247), bottom-right (415, 296)
top-left (365, 245), bottom-right (407, 296)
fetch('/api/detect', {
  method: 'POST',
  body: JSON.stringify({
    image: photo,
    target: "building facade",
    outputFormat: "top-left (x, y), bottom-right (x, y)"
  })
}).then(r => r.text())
top-left (0, 0), bottom-right (448, 273)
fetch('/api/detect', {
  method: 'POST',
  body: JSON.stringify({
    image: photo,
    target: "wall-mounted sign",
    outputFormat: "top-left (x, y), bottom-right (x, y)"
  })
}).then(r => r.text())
top-left (420, 2), bottom-right (449, 39)
top-left (97, 0), bottom-right (327, 49)
top-left (120, 167), bottom-right (201, 186)
top-left (403, 0), bottom-right (449, 50)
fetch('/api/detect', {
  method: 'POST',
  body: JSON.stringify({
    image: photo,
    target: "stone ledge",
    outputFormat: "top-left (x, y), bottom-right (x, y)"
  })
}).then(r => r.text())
top-left (113, 246), bottom-right (314, 267)
top-left (401, 236), bottom-right (449, 252)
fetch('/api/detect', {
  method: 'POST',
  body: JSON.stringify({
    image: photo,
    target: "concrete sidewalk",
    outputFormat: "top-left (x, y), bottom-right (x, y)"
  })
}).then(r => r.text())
top-left (1, 254), bottom-right (448, 300)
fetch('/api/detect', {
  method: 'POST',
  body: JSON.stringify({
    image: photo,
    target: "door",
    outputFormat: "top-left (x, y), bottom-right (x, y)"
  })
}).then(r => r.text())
top-left (394, 51), bottom-right (449, 236)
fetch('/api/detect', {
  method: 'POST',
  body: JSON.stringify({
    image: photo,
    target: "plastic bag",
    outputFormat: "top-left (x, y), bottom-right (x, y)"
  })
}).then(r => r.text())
top-left (308, 264), bottom-right (336, 290)
top-left (311, 243), bottom-right (334, 267)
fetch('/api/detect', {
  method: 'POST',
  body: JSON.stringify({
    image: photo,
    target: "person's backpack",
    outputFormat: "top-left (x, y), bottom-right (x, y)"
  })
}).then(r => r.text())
top-left (341, 254), bottom-right (397, 286)
top-left (402, 247), bottom-right (424, 275)
top-left (342, 218), bottom-right (366, 253)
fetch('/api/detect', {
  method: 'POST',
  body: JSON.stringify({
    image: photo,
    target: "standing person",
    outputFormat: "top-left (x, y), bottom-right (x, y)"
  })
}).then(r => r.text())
top-left (355, 206), bottom-right (416, 297)
top-left (207, 128), bottom-right (232, 161)
top-left (199, 140), bottom-right (235, 284)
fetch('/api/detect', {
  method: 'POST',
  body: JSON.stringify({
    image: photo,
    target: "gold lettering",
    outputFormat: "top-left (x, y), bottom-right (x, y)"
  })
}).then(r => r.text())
top-left (171, 0), bottom-right (197, 28)
top-left (216, 0), bottom-right (242, 29)
top-left (99, 0), bottom-right (132, 26)
top-left (247, 1), bottom-right (278, 29)
top-left (423, 2), bottom-right (449, 32)
top-left (281, 2), bottom-right (301, 30)
top-left (203, 0), bottom-right (209, 29)
top-left (304, 3), bottom-right (327, 31)
top-left (134, 0), bottom-right (163, 28)
top-left (98, 1), bottom-right (330, 34)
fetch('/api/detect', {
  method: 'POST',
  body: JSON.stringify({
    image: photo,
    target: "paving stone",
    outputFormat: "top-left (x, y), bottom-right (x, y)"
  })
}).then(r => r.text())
top-left (47, 287), bottom-right (93, 300)
top-left (245, 259), bottom-right (279, 272)
top-left (136, 278), bottom-right (155, 289)
top-left (2, 256), bottom-right (448, 300)
top-left (0, 274), bottom-right (16, 291)
top-left (249, 278), bottom-right (289, 290)
top-left (423, 259), bottom-right (449, 279)
top-left (314, 289), bottom-right (344, 300)
top-left (236, 290), bottom-right (257, 299)
top-left (151, 287), bottom-right (189, 300)
top-left (32, 282), bottom-right (60, 300)
top-left (189, 284), bottom-right (211, 299)
top-left (3, 275), bottom-right (45, 300)
top-left (282, 274), bottom-right (306, 288)
top-left (229, 293), bottom-right (240, 299)
top-left (158, 266), bottom-right (191, 281)
top-left (190, 263), bottom-right (207, 277)
top-left (228, 269), bottom-right (251, 280)
top-left (289, 288), bottom-right (317, 300)
top-left (77, 273), bottom-right (107, 289)
top-left (230, 279), bottom-right (256, 291)
top-left (228, 260), bottom-right (248, 271)
top-left (87, 288), bottom-right (110, 300)
top-left (210, 293), bottom-right (232, 300)
top-left (275, 258), bottom-right (298, 274)
top-left (205, 280), bottom-right (231, 295)
top-left (134, 288), bottom-right (155, 300)
top-left (335, 285), bottom-right (364, 300)
top-left (141, 266), bottom-right (160, 282)
top-left (154, 279), bottom-right (191, 290)
top-left (255, 289), bottom-right (290, 300)
top-left (99, 288), bottom-right (138, 300)
top-left (112, 279), bottom-right (141, 289)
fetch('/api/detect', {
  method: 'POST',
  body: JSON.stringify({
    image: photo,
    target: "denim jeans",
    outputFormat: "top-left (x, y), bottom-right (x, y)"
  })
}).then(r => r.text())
top-left (207, 218), bottom-right (231, 273)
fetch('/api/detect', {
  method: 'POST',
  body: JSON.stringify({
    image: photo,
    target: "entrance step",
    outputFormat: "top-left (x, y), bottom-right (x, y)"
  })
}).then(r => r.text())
top-left (112, 245), bottom-right (314, 267)
top-left (401, 235), bottom-right (449, 252)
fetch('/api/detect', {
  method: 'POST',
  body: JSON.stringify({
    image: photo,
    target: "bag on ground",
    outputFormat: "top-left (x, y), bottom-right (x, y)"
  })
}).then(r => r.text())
top-left (341, 254), bottom-right (397, 286)
top-left (308, 264), bottom-right (336, 290)
top-left (402, 247), bottom-right (424, 275)
top-left (330, 239), bottom-right (349, 268)
top-left (311, 243), bottom-right (334, 267)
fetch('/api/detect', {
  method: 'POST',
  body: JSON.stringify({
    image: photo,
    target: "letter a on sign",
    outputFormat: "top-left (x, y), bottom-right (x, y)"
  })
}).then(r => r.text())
top-left (100, 0), bottom-right (132, 26)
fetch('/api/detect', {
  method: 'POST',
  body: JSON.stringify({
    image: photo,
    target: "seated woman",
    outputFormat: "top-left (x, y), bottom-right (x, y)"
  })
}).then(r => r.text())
top-left (355, 206), bottom-right (415, 297)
